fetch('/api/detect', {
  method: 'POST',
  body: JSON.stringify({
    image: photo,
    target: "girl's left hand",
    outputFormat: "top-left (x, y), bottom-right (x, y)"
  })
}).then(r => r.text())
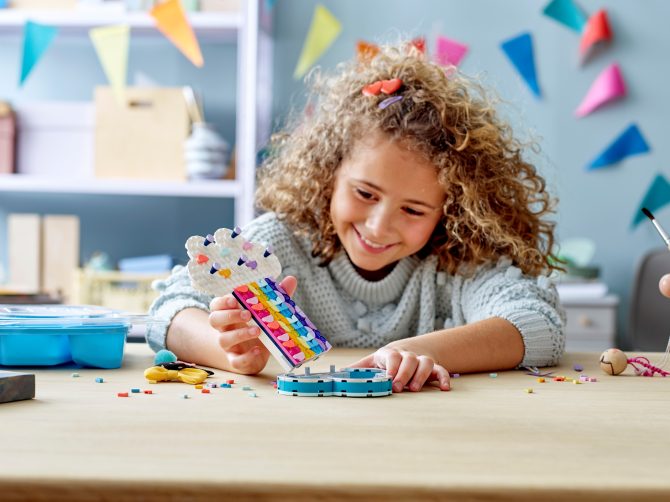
top-left (349, 345), bottom-right (451, 393)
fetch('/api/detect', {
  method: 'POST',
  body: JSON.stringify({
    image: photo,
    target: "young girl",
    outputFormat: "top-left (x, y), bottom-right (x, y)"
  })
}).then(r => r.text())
top-left (148, 45), bottom-right (565, 393)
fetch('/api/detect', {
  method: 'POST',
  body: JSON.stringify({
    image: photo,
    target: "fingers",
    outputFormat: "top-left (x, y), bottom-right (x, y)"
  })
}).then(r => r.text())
top-left (227, 344), bottom-right (270, 375)
top-left (660, 274), bottom-right (670, 298)
top-left (279, 275), bottom-right (298, 297)
top-left (210, 294), bottom-right (238, 311)
top-left (392, 352), bottom-right (419, 392)
top-left (209, 308), bottom-right (253, 331)
top-left (427, 364), bottom-right (451, 391)
top-left (216, 324), bottom-right (260, 351)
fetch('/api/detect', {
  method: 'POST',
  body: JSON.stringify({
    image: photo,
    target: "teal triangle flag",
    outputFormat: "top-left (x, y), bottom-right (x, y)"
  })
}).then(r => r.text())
top-left (632, 174), bottom-right (670, 228)
top-left (543, 0), bottom-right (587, 33)
top-left (587, 124), bottom-right (650, 170)
top-left (20, 20), bottom-right (59, 86)
top-left (500, 32), bottom-right (541, 98)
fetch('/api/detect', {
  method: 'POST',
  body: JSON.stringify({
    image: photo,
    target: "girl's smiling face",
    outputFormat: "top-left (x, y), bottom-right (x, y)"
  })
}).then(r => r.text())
top-left (330, 133), bottom-right (445, 280)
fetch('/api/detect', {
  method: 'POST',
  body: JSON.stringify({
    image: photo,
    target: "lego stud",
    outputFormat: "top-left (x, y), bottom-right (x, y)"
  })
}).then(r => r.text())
top-left (204, 234), bottom-right (215, 246)
top-left (263, 246), bottom-right (273, 258)
top-left (237, 255), bottom-right (247, 266)
top-left (231, 226), bottom-right (242, 238)
top-left (209, 262), bottom-right (221, 274)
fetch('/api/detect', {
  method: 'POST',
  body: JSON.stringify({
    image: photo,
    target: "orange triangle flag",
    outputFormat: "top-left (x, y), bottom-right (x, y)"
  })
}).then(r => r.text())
top-left (579, 9), bottom-right (612, 63)
top-left (356, 40), bottom-right (379, 64)
top-left (151, 0), bottom-right (203, 67)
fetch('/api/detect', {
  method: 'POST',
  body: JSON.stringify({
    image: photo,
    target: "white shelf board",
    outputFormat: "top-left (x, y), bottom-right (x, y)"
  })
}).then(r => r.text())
top-left (0, 175), bottom-right (241, 198)
top-left (0, 10), bottom-right (243, 39)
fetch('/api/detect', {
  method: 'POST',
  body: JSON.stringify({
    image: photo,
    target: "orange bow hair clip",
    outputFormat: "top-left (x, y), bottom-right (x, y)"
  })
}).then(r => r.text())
top-left (362, 78), bottom-right (404, 109)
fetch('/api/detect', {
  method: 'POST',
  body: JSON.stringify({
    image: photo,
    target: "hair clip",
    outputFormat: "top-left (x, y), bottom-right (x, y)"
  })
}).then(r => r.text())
top-left (361, 78), bottom-right (402, 96)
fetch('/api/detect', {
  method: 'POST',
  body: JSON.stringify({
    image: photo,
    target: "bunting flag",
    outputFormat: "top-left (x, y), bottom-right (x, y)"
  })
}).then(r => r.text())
top-left (542, 0), bottom-right (587, 33)
top-left (356, 40), bottom-right (379, 64)
top-left (575, 63), bottom-right (626, 117)
top-left (19, 20), bottom-right (58, 86)
top-left (435, 35), bottom-right (468, 67)
top-left (150, 0), bottom-right (203, 68)
top-left (500, 32), bottom-right (541, 98)
top-left (587, 124), bottom-right (650, 170)
top-left (632, 174), bottom-right (670, 228)
top-left (579, 9), bottom-right (612, 63)
top-left (89, 25), bottom-right (130, 104)
top-left (294, 4), bottom-right (341, 79)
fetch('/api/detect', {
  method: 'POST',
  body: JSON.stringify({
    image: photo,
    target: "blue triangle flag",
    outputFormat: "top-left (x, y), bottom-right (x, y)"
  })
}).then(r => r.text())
top-left (587, 123), bottom-right (650, 170)
top-left (632, 174), bottom-right (670, 228)
top-left (500, 32), bottom-right (541, 98)
top-left (20, 20), bottom-right (59, 86)
top-left (543, 0), bottom-right (587, 33)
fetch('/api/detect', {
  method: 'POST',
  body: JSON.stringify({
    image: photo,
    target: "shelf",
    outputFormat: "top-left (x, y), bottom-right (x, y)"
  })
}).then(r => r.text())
top-left (0, 174), bottom-right (242, 198)
top-left (0, 10), bottom-right (243, 40)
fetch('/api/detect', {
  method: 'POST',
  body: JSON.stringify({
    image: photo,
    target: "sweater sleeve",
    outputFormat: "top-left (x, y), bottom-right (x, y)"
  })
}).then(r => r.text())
top-left (458, 259), bottom-right (566, 367)
top-left (146, 212), bottom-right (302, 352)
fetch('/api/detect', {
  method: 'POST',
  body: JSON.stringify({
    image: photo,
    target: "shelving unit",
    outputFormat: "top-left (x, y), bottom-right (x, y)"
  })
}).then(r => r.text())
top-left (0, 0), bottom-right (272, 225)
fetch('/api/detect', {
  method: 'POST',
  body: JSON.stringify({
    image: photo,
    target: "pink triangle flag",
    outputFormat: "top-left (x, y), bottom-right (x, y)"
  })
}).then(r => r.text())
top-left (575, 62), bottom-right (626, 117)
top-left (435, 35), bottom-right (468, 67)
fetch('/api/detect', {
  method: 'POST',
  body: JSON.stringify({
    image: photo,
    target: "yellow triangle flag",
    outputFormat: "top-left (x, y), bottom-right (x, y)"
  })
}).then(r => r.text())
top-left (89, 25), bottom-right (129, 104)
top-left (293, 4), bottom-right (341, 80)
top-left (150, 0), bottom-right (203, 68)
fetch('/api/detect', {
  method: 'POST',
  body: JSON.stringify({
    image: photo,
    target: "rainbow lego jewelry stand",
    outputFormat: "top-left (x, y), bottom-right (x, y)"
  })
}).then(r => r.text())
top-left (186, 227), bottom-right (332, 371)
top-left (277, 365), bottom-right (392, 397)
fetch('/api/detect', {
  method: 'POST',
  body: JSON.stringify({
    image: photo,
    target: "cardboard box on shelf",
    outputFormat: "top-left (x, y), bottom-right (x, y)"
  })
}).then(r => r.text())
top-left (7, 214), bottom-right (41, 295)
top-left (0, 102), bottom-right (16, 175)
top-left (94, 87), bottom-right (190, 181)
top-left (41, 215), bottom-right (80, 303)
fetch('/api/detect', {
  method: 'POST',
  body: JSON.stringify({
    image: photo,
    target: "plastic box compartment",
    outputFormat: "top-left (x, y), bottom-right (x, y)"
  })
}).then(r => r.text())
top-left (0, 305), bottom-right (162, 368)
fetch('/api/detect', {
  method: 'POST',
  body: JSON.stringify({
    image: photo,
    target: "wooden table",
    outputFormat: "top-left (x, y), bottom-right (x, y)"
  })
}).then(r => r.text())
top-left (1, 344), bottom-right (669, 501)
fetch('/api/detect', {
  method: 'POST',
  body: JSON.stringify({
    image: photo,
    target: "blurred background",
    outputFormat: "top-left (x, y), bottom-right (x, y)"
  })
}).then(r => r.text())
top-left (1, 0), bottom-right (668, 351)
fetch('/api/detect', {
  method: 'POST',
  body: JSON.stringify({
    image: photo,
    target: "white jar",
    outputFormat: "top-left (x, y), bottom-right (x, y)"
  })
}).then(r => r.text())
top-left (184, 122), bottom-right (230, 180)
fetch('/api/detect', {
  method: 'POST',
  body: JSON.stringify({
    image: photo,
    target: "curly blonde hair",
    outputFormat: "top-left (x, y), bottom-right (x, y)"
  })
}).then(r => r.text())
top-left (256, 44), bottom-right (559, 276)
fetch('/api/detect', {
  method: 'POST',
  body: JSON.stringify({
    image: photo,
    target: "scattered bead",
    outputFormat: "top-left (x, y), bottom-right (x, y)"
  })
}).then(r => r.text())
top-left (242, 385), bottom-right (253, 391)
top-left (489, 373), bottom-right (498, 378)
top-left (181, 394), bottom-right (190, 399)
top-left (220, 383), bottom-right (231, 388)
top-left (226, 379), bottom-right (235, 384)
top-left (573, 364), bottom-right (584, 372)
top-left (144, 390), bottom-right (153, 394)
top-left (525, 388), bottom-right (533, 393)
top-left (71, 373), bottom-right (80, 378)
top-left (195, 384), bottom-right (203, 389)
top-left (95, 377), bottom-right (104, 383)
top-left (202, 389), bottom-right (210, 394)
top-left (248, 392), bottom-right (257, 397)
top-left (117, 392), bottom-right (129, 397)
top-left (451, 373), bottom-right (460, 378)
top-left (537, 377), bottom-right (545, 383)
top-left (131, 388), bottom-right (140, 393)
top-left (573, 380), bottom-right (581, 384)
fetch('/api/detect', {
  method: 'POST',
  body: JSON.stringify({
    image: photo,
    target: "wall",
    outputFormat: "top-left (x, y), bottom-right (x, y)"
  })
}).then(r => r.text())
top-left (1, 0), bottom-right (669, 347)
top-left (271, 0), bottom-right (670, 347)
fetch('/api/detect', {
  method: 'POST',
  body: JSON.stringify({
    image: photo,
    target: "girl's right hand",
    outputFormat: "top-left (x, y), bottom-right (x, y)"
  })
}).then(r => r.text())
top-left (208, 276), bottom-right (298, 375)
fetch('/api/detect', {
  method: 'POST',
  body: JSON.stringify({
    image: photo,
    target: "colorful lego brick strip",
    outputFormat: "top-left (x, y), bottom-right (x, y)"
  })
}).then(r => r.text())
top-left (233, 277), bottom-right (332, 371)
top-left (277, 366), bottom-right (392, 397)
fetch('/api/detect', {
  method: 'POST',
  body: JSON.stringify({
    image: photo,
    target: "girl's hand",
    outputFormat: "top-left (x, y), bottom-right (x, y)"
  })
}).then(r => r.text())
top-left (349, 344), bottom-right (451, 393)
top-left (660, 273), bottom-right (670, 298)
top-left (208, 276), bottom-right (298, 375)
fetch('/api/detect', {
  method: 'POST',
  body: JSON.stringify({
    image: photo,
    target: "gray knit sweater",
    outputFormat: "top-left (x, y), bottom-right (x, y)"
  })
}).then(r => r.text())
top-left (147, 212), bottom-right (566, 367)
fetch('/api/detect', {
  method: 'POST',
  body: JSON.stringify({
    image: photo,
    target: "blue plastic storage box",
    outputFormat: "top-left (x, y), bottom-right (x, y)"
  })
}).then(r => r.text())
top-left (0, 305), bottom-right (163, 368)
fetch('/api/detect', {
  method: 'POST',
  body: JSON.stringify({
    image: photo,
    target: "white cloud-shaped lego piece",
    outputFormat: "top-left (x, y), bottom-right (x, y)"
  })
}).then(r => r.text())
top-left (186, 227), bottom-right (282, 297)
